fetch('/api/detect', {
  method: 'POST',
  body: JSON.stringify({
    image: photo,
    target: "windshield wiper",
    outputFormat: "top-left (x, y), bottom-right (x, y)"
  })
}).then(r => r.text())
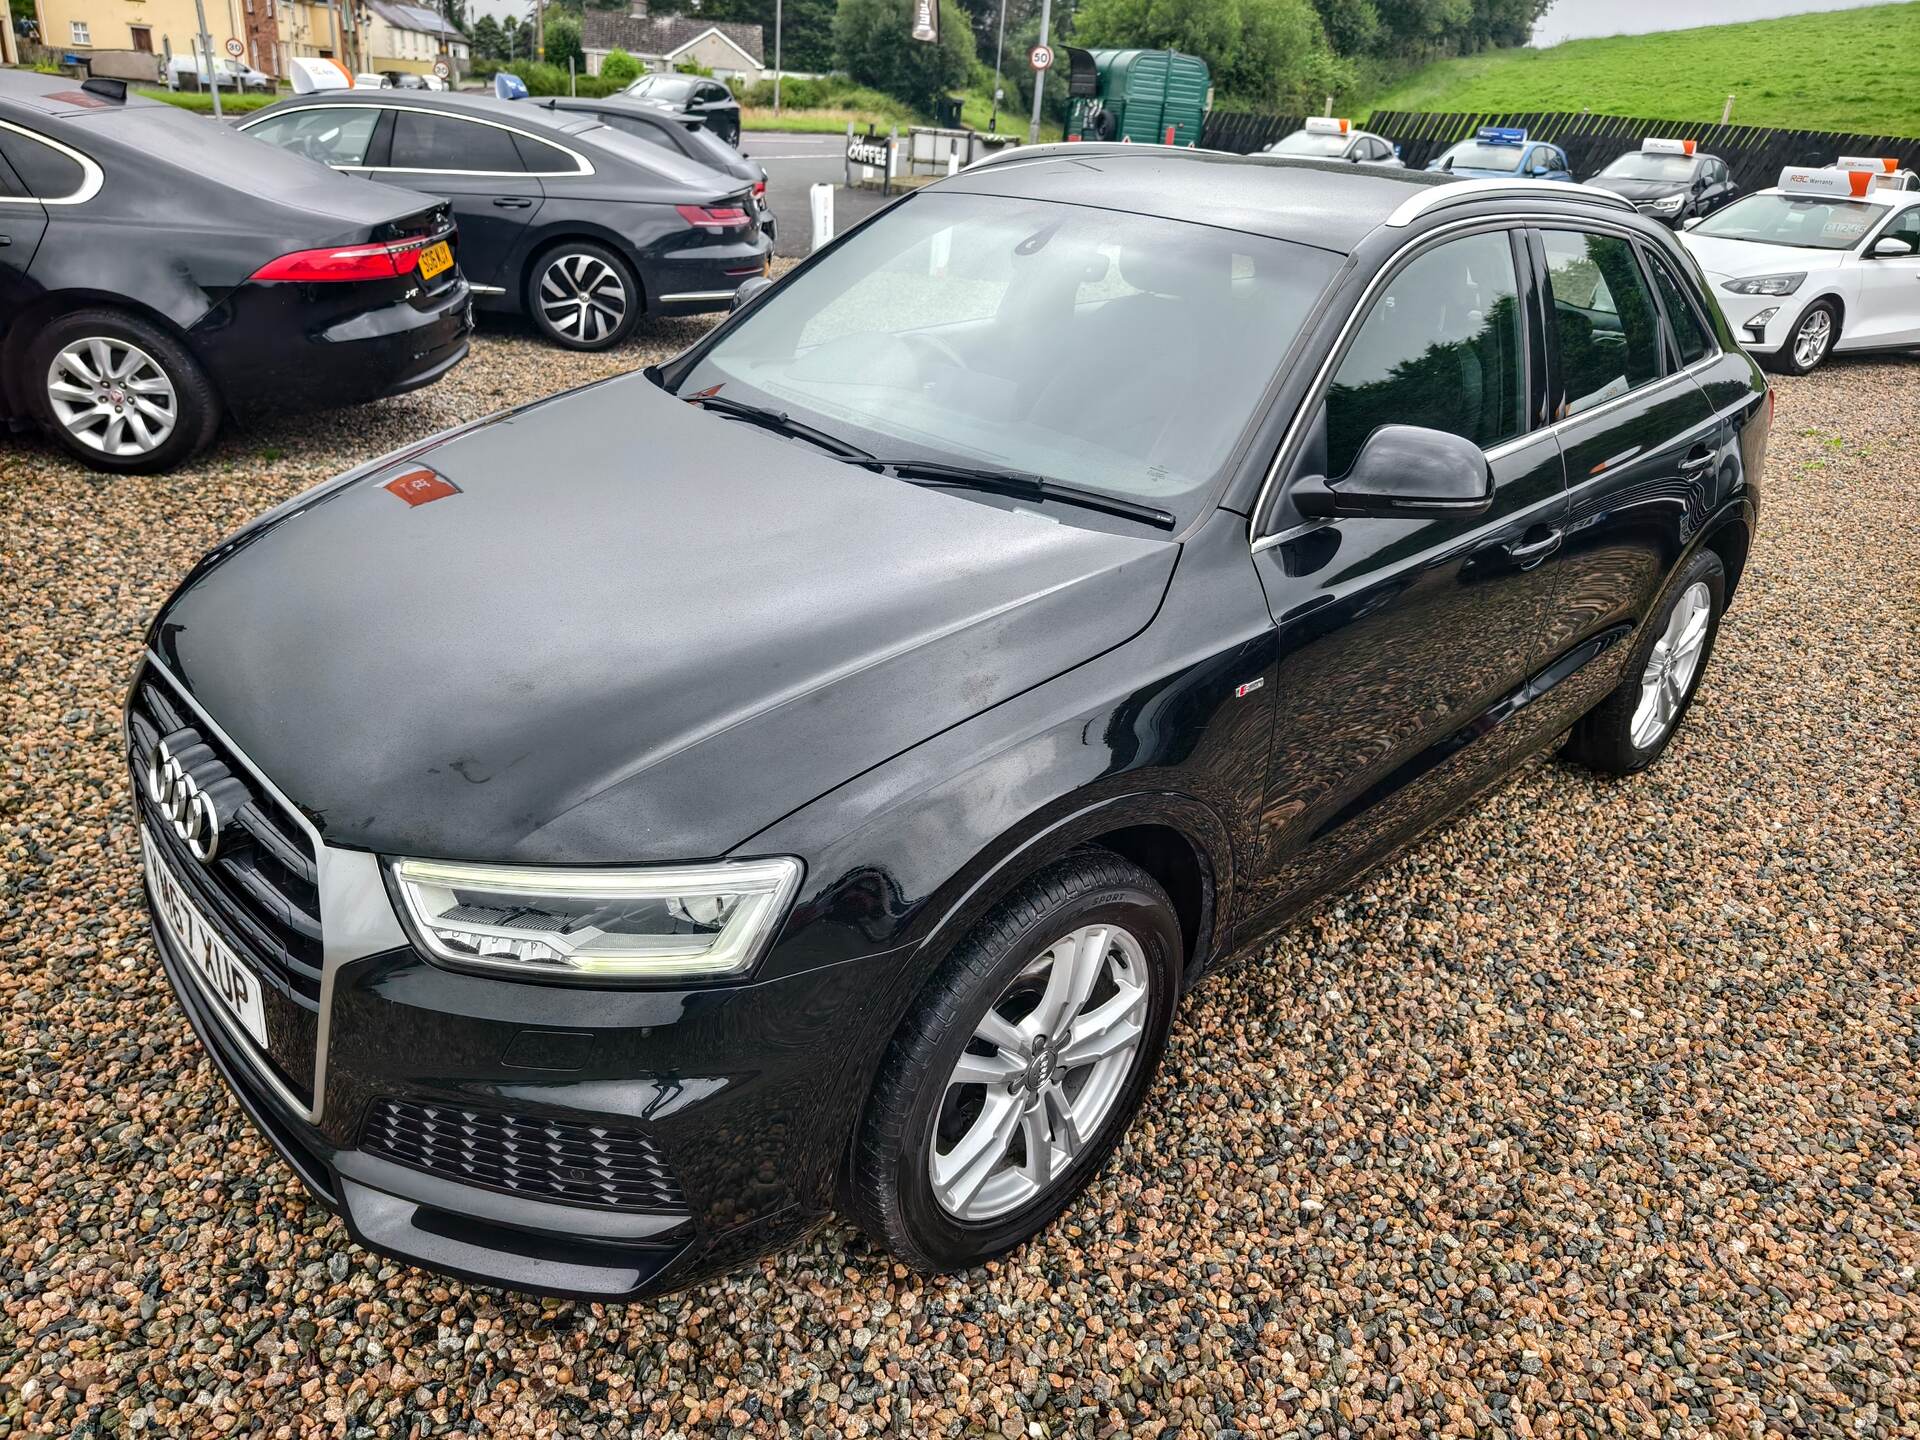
top-left (682, 393), bottom-right (875, 461)
top-left (871, 458), bottom-right (1176, 530)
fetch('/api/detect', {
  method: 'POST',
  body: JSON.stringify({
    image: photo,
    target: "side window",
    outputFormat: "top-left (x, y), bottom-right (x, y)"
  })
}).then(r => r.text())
top-left (0, 125), bottom-right (89, 201)
top-left (1645, 250), bottom-right (1713, 366)
top-left (390, 111), bottom-right (525, 173)
top-left (243, 107), bottom-right (378, 167)
top-left (511, 132), bottom-right (579, 174)
top-left (1324, 230), bottom-right (1526, 479)
top-left (1540, 230), bottom-right (1662, 417)
top-left (606, 115), bottom-right (678, 151)
top-left (1881, 206), bottom-right (1920, 251)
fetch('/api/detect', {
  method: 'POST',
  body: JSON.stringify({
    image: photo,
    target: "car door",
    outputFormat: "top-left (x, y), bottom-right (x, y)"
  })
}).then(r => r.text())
top-left (0, 133), bottom-right (51, 327)
top-left (378, 107), bottom-right (547, 292)
top-left (1242, 225), bottom-right (1570, 926)
top-left (1847, 202), bottom-right (1920, 348)
top-left (1525, 226), bottom-right (1721, 690)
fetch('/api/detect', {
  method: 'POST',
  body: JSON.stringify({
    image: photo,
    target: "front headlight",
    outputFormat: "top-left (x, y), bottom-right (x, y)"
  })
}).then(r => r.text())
top-left (1652, 195), bottom-right (1685, 212)
top-left (1723, 273), bottom-right (1806, 296)
top-left (390, 856), bottom-right (803, 981)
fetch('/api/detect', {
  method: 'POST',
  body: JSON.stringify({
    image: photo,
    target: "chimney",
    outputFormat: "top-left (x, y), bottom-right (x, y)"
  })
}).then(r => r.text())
top-left (628, 0), bottom-right (647, 16)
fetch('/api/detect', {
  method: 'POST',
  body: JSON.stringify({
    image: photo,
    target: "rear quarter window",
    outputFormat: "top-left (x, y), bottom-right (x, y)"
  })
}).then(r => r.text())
top-left (0, 122), bottom-right (90, 201)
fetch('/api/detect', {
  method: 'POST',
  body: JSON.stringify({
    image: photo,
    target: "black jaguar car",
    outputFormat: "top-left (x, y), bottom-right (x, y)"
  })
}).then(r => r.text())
top-left (239, 91), bottom-right (770, 349)
top-left (0, 72), bottom-right (470, 474)
top-left (129, 150), bottom-right (1767, 1298)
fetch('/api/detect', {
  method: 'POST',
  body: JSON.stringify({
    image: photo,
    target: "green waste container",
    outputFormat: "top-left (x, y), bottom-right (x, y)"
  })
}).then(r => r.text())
top-left (1064, 49), bottom-right (1210, 146)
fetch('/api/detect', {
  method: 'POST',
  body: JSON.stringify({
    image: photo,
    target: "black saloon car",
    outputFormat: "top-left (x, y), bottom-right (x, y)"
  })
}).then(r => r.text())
top-left (537, 95), bottom-right (773, 239)
top-left (238, 91), bottom-right (770, 349)
top-left (0, 72), bottom-right (469, 473)
top-left (622, 72), bottom-right (742, 148)
top-left (129, 150), bottom-right (1767, 1297)
top-left (1588, 141), bottom-right (1740, 226)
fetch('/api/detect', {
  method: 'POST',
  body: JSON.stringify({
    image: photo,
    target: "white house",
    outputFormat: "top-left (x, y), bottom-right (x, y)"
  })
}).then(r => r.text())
top-left (580, 0), bottom-right (765, 84)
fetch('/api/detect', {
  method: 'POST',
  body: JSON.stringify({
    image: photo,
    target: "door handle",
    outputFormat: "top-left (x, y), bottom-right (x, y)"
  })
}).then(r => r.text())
top-left (492, 197), bottom-right (534, 209)
top-left (0, 235), bottom-right (10, 246)
top-left (1678, 445), bottom-right (1715, 476)
top-left (1503, 527), bottom-right (1563, 567)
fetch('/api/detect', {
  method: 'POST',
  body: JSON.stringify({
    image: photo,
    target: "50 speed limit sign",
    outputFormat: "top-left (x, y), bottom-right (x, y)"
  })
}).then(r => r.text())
top-left (1029, 43), bottom-right (1053, 71)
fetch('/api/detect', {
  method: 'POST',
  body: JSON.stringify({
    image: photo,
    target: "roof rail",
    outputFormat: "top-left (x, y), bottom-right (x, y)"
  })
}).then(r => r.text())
top-left (1384, 178), bottom-right (1635, 227)
top-left (965, 140), bottom-right (1231, 171)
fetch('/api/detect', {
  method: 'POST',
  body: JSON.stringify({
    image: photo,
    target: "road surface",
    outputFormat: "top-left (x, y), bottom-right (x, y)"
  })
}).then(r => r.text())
top-left (741, 130), bottom-right (897, 257)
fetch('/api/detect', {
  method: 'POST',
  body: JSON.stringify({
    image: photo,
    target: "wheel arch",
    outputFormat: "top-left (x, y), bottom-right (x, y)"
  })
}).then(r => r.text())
top-left (1, 290), bottom-right (216, 419)
top-left (515, 227), bottom-right (650, 316)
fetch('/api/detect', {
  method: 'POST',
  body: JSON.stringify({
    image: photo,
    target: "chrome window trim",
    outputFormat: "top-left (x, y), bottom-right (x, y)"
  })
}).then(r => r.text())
top-left (138, 652), bottom-right (409, 1127)
top-left (238, 103), bottom-right (595, 177)
top-left (658, 289), bottom-right (738, 302)
top-left (1383, 179), bottom-right (1634, 228)
top-left (1250, 210), bottom-right (1723, 546)
top-left (0, 117), bottom-right (104, 205)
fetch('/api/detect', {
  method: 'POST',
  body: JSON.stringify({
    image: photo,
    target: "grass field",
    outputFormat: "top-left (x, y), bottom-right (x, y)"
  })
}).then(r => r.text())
top-left (1363, 2), bottom-right (1920, 133)
top-left (137, 88), bottom-right (282, 114)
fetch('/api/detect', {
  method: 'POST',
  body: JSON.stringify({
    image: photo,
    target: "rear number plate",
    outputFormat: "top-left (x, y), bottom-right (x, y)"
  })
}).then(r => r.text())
top-left (143, 826), bottom-right (269, 1050)
top-left (417, 240), bottom-right (453, 281)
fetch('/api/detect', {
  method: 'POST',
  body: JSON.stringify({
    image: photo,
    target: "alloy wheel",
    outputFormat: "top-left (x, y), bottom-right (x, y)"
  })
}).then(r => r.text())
top-left (928, 923), bottom-right (1151, 1222)
top-left (538, 253), bottom-right (629, 344)
top-left (46, 338), bottom-right (178, 457)
top-left (1794, 309), bottom-right (1833, 369)
top-left (1630, 580), bottom-right (1712, 749)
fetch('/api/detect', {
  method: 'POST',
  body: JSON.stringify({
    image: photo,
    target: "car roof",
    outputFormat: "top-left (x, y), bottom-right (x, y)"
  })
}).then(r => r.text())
top-left (544, 96), bottom-right (695, 125)
top-left (0, 68), bottom-right (168, 117)
top-left (265, 88), bottom-right (602, 137)
top-left (951, 147), bottom-right (1507, 253)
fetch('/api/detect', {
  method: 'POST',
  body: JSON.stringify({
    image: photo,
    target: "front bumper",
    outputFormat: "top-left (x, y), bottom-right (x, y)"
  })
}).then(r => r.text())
top-left (1709, 282), bottom-right (1796, 354)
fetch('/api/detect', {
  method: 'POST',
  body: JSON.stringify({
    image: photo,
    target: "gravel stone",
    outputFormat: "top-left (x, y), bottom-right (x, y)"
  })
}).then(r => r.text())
top-left (2, 315), bottom-right (1916, 1437)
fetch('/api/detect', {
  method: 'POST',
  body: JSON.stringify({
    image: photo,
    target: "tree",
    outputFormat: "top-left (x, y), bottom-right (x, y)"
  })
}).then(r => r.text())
top-left (1070, 0), bottom-right (1333, 109)
top-left (470, 13), bottom-right (504, 58)
top-left (600, 47), bottom-right (643, 85)
top-left (545, 12), bottom-right (584, 70)
top-left (834, 0), bottom-right (974, 112)
top-left (679, 0), bottom-right (840, 74)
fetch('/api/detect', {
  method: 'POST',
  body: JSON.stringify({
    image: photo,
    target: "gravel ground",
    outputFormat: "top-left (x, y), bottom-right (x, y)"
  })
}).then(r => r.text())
top-left (2, 313), bottom-right (1917, 1439)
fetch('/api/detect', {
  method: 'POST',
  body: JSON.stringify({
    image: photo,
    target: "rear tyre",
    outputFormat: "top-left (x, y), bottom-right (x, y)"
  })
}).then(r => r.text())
top-left (1770, 299), bottom-right (1838, 375)
top-left (27, 309), bottom-right (221, 474)
top-left (526, 241), bottom-right (640, 351)
top-left (1565, 548), bottom-right (1726, 776)
top-left (849, 850), bottom-right (1182, 1273)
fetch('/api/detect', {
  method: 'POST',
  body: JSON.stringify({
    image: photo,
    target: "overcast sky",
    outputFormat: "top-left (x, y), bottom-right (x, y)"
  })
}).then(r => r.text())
top-left (1532, 0), bottom-right (1895, 45)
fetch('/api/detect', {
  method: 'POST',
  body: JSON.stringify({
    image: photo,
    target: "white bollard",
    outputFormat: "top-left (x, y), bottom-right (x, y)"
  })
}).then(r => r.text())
top-left (947, 146), bottom-right (960, 176)
top-left (809, 182), bottom-right (835, 253)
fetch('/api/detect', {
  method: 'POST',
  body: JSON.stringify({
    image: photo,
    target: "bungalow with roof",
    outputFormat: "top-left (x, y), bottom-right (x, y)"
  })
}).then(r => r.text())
top-left (581, 0), bottom-right (766, 84)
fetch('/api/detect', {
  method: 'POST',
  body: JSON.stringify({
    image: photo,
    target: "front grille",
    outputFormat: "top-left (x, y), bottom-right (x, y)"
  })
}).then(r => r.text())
top-left (361, 1098), bottom-right (689, 1214)
top-left (129, 666), bottom-right (322, 1101)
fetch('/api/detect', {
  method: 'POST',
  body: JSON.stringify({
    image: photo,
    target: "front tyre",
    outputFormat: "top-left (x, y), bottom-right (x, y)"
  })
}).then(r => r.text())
top-left (27, 309), bottom-right (221, 474)
top-left (526, 241), bottom-right (640, 351)
top-left (1770, 299), bottom-right (1838, 375)
top-left (849, 850), bottom-right (1182, 1273)
top-left (1565, 547), bottom-right (1726, 776)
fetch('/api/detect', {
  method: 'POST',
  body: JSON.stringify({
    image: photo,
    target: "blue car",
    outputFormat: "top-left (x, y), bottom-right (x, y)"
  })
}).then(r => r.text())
top-left (1428, 127), bottom-right (1572, 183)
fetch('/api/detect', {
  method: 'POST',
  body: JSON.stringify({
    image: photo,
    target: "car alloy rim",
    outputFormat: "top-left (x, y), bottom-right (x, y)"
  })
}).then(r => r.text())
top-left (47, 338), bottom-right (178, 456)
top-left (1795, 309), bottom-right (1832, 368)
top-left (928, 922), bottom-right (1150, 1222)
top-left (538, 253), bottom-right (628, 343)
top-left (1631, 580), bottom-right (1712, 749)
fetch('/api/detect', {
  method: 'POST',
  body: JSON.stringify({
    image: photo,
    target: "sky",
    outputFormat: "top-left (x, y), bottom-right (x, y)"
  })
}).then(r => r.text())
top-left (1531, 0), bottom-right (1896, 45)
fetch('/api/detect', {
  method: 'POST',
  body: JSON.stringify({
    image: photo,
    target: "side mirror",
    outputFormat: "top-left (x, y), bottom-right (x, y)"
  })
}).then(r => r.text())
top-left (730, 274), bottom-right (774, 311)
top-left (1681, 216), bottom-right (1704, 231)
top-left (1870, 236), bottom-right (1916, 258)
top-left (1291, 425), bottom-right (1493, 520)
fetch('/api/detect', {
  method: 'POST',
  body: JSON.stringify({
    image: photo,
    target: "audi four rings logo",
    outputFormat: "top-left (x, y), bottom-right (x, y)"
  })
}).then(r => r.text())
top-left (144, 739), bottom-right (224, 863)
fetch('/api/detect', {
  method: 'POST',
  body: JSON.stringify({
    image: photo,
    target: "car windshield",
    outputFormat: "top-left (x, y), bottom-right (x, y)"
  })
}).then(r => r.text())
top-left (1440, 140), bottom-right (1526, 172)
top-left (630, 75), bottom-right (700, 103)
top-left (1693, 193), bottom-right (1886, 250)
top-left (669, 192), bottom-right (1338, 525)
top-left (1270, 132), bottom-right (1351, 158)
top-left (1600, 153), bottom-right (1698, 183)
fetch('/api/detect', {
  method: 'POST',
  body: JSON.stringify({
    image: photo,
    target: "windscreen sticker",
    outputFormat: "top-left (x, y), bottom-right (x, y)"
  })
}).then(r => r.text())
top-left (1822, 220), bottom-right (1870, 239)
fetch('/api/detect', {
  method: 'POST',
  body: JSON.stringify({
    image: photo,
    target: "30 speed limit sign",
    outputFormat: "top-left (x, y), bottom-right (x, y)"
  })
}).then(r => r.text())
top-left (1029, 43), bottom-right (1053, 71)
top-left (224, 37), bottom-right (244, 57)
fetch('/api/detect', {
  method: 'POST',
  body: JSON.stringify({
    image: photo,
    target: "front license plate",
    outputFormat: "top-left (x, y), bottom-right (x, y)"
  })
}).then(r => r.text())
top-left (417, 240), bottom-right (453, 281)
top-left (143, 826), bottom-right (269, 1050)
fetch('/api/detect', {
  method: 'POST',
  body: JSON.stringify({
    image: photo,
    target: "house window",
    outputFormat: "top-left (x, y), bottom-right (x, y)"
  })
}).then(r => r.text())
top-left (70, 19), bottom-right (91, 43)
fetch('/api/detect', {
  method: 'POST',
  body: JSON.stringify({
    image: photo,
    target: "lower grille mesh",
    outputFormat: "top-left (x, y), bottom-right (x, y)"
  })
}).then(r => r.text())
top-left (361, 1098), bottom-right (687, 1213)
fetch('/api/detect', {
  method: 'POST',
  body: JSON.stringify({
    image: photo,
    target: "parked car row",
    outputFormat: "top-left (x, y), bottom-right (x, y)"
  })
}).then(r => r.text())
top-left (0, 70), bottom-right (771, 472)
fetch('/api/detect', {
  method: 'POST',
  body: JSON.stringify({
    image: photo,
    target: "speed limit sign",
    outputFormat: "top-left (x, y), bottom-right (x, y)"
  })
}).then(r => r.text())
top-left (1029, 43), bottom-right (1053, 71)
top-left (224, 37), bottom-right (244, 58)
top-left (433, 59), bottom-right (450, 78)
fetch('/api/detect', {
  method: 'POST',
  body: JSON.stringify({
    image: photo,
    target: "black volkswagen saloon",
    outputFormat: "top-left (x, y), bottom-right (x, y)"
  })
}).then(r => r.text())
top-left (0, 72), bottom-right (470, 474)
top-left (129, 151), bottom-right (1767, 1298)
top-left (238, 91), bottom-right (771, 350)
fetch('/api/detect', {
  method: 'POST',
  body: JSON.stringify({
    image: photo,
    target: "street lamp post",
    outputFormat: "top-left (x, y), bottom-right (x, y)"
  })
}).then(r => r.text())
top-left (988, 0), bottom-right (1006, 131)
top-left (773, 0), bottom-right (783, 114)
top-left (1026, 0), bottom-right (1051, 144)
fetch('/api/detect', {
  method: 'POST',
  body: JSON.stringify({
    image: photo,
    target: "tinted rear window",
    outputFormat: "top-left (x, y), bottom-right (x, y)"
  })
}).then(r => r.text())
top-left (0, 124), bottom-right (87, 199)
top-left (391, 111), bottom-right (524, 172)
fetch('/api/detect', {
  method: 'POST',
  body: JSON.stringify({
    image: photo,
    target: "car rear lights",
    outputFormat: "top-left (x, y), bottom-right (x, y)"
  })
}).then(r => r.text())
top-left (752, 180), bottom-right (767, 195)
top-left (676, 203), bottom-right (752, 231)
top-left (249, 238), bottom-right (430, 283)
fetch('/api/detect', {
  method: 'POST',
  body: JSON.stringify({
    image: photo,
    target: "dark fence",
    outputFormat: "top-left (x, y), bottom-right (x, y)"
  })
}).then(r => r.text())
top-left (1199, 108), bottom-right (1920, 194)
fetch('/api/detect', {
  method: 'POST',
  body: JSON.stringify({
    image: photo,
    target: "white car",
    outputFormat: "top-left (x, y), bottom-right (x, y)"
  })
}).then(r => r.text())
top-left (1264, 117), bottom-right (1402, 168)
top-left (1681, 163), bottom-right (1920, 373)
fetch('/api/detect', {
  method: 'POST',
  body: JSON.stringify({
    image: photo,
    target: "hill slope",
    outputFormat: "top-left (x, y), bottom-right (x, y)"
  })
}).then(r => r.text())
top-left (1363, 2), bottom-right (1919, 134)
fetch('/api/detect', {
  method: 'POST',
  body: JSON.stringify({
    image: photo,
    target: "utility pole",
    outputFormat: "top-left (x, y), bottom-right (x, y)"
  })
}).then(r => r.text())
top-left (534, 0), bottom-right (544, 62)
top-left (1026, 0), bottom-right (1050, 144)
top-left (193, 0), bottom-right (221, 116)
top-left (988, 0), bottom-right (1006, 131)
top-left (773, 0), bottom-right (783, 114)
